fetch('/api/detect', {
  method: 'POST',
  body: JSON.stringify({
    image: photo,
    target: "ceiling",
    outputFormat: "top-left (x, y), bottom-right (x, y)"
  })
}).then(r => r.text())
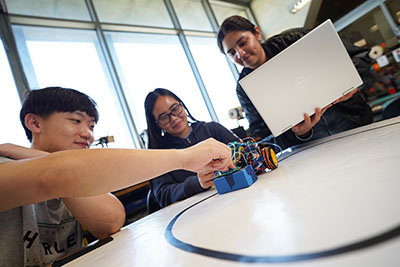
top-left (218, 0), bottom-right (252, 6)
top-left (317, 0), bottom-right (367, 23)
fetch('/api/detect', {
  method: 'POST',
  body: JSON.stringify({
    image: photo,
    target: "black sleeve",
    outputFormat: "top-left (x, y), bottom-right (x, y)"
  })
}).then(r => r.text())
top-left (332, 40), bottom-right (373, 125)
top-left (151, 170), bottom-right (206, 208)
top-left (236, 82), bottom-right (270, 139)
top-left (208, 121), bottom-right (240, 144)
top-left (343, 41), bottom-right (371, 79)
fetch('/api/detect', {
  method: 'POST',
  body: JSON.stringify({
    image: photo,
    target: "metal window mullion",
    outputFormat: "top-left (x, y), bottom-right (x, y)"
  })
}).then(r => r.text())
top-left (11, 27), bottom-right (39, 89)
top-left (379, 1), bottom-right (400, 37)
top-left (245, 5), bottom-right (260, 31)
top-left (0, 7), bottom-right (30, 102)
top-left (164, 0), bottom-right (219, 122)
top-left (202, 0), bottom-right (239, 81)
top-left (84, 0), bottom-right (144, 148)
top-left (201, 0), bottom-right (220, 31)
top-left (245, 5), bottom-right (265, 43)
top-left (334, 0), bottom-right (382, 31)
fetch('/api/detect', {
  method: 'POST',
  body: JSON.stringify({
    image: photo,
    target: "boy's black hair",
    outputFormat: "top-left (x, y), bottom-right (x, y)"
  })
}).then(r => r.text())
top-left (20, 87), bottom-right (99, 142)
top-left (217, 15), bottom-right (257, 54)
top-left (144, 88), bottom-right (197, 149)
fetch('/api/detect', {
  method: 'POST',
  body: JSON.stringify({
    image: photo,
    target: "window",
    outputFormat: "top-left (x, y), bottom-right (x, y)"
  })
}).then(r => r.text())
top-left (210, 1), bottom-right (248, 26)
top-left (4, 0), bottom-right (90, 21)
top-left (385, 0), bottom-right (400, 26)
top-left (13, 26), bottom-right (135, 148)
top-left (4, 0), bottom-right (256, 146)
top-left (105, 31), bottom-right (212, 134)
top-left (339, 7), bottom-right (397, 49)
top-left (171, 0), bottom-right (213, 31)
top-left (92, 0), bottom-right (173, 28)
top-left (338, 6), bottom-right (400, 103)
top-left (0, 40), bottom-right (29, 146)
top-left (186, 36), bottom-right (247, 130)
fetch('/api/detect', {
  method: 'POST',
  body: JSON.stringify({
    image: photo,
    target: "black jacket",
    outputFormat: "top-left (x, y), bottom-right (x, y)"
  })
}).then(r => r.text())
top-left (236, 28), bottom-right (373, 149)
top-left (151, 121), bottom-right (238, 207)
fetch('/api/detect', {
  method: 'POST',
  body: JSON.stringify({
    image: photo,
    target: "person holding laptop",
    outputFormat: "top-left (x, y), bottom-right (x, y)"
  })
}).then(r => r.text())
top-left (144, 88), bottom-right (239, 208)
top-left (0, 87), bottom-right (233, 266)
top-left (217, 15), bottom-right (373, 149)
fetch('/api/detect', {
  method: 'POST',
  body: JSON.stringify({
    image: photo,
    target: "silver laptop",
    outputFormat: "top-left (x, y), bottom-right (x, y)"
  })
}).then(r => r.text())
top-left (239, 19), bottom-right (363, 137)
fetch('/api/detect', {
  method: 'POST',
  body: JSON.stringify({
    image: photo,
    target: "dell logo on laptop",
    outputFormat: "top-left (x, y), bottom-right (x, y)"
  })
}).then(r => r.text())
top-left (294, 76), bottom-right (307, 89)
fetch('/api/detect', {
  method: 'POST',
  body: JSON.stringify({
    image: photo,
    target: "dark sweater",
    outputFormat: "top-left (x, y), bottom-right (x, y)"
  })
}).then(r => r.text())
top-left (151, 121), bottom-right (238, 207)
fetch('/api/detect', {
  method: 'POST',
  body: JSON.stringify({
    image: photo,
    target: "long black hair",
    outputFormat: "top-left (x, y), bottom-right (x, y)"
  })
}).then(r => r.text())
top-left (144, 88), bottom-right (198, 149)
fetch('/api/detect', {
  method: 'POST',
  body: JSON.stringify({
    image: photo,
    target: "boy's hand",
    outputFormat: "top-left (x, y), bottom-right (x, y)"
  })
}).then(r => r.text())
top-left (0, 143), bottom-right (48, 160)
top-left (180, 138), bottom-right (234, 173)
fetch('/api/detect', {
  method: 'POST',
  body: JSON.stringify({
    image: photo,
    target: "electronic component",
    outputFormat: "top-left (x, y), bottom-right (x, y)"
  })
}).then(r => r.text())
top-left (213, 165), bottom-right (257, 194)
top-left (213, 138), bottom-right (278, 194)
top-left (94, 136), bottom-right (114, 147)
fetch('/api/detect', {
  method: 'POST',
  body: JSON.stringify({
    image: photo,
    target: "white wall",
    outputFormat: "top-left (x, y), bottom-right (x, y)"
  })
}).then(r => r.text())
top-left (251, 0), bottom-right (311, 39)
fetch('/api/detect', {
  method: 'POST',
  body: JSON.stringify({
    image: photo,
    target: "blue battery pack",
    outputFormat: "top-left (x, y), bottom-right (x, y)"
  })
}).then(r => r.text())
top-left (213, 165), bottom-right (258, 194)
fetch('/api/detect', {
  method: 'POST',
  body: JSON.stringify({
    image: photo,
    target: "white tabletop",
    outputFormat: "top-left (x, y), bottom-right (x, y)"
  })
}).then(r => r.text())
top-left (66, 117), bottom-right (400, 267)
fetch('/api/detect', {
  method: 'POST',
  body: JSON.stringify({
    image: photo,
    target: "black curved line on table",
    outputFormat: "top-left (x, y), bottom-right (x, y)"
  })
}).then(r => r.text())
top-left (165, 121), bottom-right (400, 263)
top-left (165, 194), bottom-right (400, 263)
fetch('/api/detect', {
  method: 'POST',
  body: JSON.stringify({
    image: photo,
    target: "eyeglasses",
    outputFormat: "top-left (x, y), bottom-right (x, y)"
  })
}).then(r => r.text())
top-left (155, 103), bottom-right (184, 126)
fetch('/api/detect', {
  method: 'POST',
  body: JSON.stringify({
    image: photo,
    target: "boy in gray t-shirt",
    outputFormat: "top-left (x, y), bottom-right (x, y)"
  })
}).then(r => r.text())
top-left (0, 87), bottom-right (234, 266)
top-left (0, 87), bottom-right (124, 266)
top-left (0, 156), bottom-right (82, 266)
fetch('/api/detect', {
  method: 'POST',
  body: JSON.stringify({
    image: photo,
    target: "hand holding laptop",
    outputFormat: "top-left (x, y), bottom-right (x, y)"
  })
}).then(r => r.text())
top-left (291, 88), bottom-right (356, 136)
top-left (292, 106), bottom-right (330, 136)
top-left (332, 88), bottom-right (358, 105)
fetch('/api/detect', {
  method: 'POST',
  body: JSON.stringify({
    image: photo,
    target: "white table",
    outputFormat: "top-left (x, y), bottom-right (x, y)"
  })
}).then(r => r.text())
top-left (65, 117), bottom-right (400, 267)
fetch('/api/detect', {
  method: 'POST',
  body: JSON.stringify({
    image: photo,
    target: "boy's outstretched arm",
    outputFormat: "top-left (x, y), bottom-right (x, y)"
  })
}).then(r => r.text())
top-left (0, 138), bottom-right (233, 213)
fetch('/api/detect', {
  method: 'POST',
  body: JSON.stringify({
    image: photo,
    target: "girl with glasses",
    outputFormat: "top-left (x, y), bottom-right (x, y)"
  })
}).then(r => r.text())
top-left (144, 88), bottom-right (239, 208)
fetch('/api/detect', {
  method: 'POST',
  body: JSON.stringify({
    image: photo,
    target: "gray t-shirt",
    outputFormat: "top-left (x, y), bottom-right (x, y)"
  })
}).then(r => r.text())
top-left (0, 156), bottom-right (83, 266)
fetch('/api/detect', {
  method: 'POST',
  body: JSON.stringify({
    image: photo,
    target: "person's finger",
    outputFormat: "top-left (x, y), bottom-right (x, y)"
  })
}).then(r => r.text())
top-left (303, 113), bottom-right (311, 123)
top-left (312, 108), bottom-right (322, 122)
top-left (203, 180), bottom-right (214, 188)
top-left (211, 144), bottom-right (232, 162)
top-left (214, 163), bottom-right (230, 172)
top-left (205, 172), bottom-right (215, 179)
top-left (333, 89), bottom-right (357, 104)
top-left (206, 171), bottom-right (215, 177)
top-left (205, 175), bottom-right (215, 182)
top-left (198, 172), bottom-right (215, 189)
top-left (229, 161), bottom-right (235, 169)
top-left (321, 104), bottom-right (331, 113)
top-left (334, 95), bottom-right (345, 104)
top-left (305, 112), bottom-right (310, 118)
top-left (211, 159), bottom-right (231, 171)
top-left (344, 88), bottom-right (357, 99)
